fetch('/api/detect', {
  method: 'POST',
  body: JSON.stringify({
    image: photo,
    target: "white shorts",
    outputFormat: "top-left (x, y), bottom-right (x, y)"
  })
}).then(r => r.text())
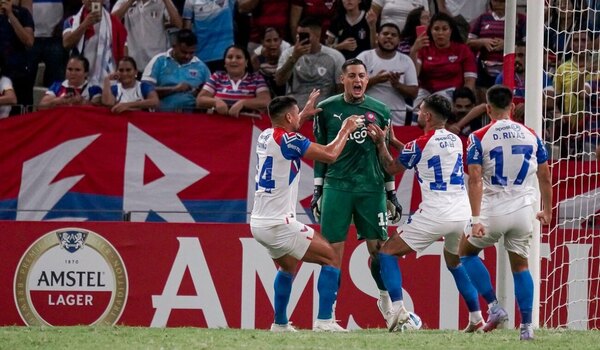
top-left (251, 221), bottom-right (314, 260)
top-left (398, 210), bottom-right (468, 255)
top-left (466, 205), bottom-right (534, 258)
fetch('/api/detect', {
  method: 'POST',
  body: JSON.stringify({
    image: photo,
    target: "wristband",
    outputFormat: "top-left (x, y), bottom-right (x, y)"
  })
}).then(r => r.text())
top-left (314, 177), bottom-right (324, 186)
top-left (385, 181), bottom-right (395, 191)
top-left (471, 216), bottom-right (480, 224)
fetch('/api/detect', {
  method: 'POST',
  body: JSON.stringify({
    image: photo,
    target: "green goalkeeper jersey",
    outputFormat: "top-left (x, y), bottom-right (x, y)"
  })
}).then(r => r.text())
top-left (314, 94), bottom-right (393, 193)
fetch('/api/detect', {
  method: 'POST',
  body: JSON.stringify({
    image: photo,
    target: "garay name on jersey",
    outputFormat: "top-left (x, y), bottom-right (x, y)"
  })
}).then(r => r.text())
top-left (493, 124), bottom-right (526, 140)
top-left (434, 133), bottom-right (458, 148)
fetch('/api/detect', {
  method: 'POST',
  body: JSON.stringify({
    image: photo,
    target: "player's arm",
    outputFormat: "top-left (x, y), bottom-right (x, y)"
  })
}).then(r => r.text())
top-left (298, 89), bottom-right (322, 125)
top-left (367, 123), bottom-right (405, 175)
top-left (304, 116), bottom-right (364, 163)
top-left (467, 163), bottom-right (485, 237)
top-left (536, 162), bottom-right (553, 225)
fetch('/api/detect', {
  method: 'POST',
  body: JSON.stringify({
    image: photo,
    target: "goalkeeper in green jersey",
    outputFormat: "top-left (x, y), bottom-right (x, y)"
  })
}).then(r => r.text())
top-left (311, 58), bottom-right (403, 327)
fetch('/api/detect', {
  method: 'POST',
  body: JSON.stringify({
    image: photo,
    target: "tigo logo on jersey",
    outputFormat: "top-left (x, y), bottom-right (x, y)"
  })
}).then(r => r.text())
top-left (14, 228), bottom-right (128, 326)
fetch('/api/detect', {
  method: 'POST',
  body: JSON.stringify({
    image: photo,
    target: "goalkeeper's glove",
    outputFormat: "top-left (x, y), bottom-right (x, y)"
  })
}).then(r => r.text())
top-left (386, 190), bottom-right (403, 224)
top-left (310, 185), bottom-right (323, 222)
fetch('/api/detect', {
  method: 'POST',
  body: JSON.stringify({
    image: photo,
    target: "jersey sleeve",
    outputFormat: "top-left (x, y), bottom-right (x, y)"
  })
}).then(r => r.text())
top-left (279, 132), bottom-right (311, 160)
top-left (140, 81), bottom-right (155, 98)
top-left (535, 135), bottom-right (549, 163)
top-left (110, 85), bottom-right (118, 97)
top-left (398, 140), bottom-right (422, 169)
top-left (466, 133), bottom-right (484, 166)
top-left (88, 85), bottom-right (102, 99)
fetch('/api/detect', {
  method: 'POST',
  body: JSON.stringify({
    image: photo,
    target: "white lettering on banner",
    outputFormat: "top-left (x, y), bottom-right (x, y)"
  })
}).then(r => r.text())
top-left (239, 238), bottom-right (320, 329)
top-left (150, 237), bottom-right (227, 327)
top-left (124, 124), bottom-right (209, 222)
top-left (17, 134), bottom-right (101, 221)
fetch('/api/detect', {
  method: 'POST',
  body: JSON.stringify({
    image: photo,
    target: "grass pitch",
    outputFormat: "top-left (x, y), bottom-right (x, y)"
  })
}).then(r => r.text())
top-left (1, 327), bottom-right (599, 350)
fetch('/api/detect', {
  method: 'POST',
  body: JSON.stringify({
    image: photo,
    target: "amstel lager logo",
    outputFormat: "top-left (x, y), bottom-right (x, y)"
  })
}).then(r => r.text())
top-left (14, 228), bottom-right (128, 326)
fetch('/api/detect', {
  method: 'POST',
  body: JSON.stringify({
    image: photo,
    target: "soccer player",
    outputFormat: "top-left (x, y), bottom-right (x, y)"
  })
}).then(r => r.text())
top-left (459, 85), bottom-right (553, 341)
top-left (367, 94), bottom-right (484, 332)
top-left (311, 58), bottom-right (403, 325)
top-left (251, 90), bottom-right (364, 332)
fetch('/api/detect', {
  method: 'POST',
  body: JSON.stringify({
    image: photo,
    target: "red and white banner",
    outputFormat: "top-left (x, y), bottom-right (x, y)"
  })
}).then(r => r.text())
top-left (0, 107), bottom-right (423, 224)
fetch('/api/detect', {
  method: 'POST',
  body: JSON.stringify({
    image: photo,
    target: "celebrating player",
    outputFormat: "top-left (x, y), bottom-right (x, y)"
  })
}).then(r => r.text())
top-left (250, 91), bottom-right (364, 332)
top-left (459, 85), bottom-right (553, 340)
top-left (367, 94), bottom-right (484, 332)
top-left (311, 58), bottom-right (403, 325)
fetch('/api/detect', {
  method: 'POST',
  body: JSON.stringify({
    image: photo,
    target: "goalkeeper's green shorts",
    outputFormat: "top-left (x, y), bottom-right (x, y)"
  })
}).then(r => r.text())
top-left (320, 188), bottom-right (387, 243)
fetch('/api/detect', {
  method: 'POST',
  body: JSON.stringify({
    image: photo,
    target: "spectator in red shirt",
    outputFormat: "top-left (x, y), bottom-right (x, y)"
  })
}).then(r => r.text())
top-left (414, 12), bottom-right (477, 111)
top-left (238, 0), bottom-right (292, 52)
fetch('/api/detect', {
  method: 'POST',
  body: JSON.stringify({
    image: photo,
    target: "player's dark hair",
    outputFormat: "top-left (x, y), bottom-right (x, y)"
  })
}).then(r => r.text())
top-left (452, 87), bottom-right (476, 104)
top-left (175, 29), bottom-right (198, 46)
top-left (298, 17), bottom-right (322, 30)
top-left (268, 96), bottom-right (298, 120)
top-left (342, 58), bottom-right (367, 72)
top-left (486, 84), bottom-right (513, 109)
top-left (422, 94), bottom-right (452, 121)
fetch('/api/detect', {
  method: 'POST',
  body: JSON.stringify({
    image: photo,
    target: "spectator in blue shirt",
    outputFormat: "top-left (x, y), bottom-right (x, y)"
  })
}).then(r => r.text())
top-left (142, 29), bottom-right (211, 112)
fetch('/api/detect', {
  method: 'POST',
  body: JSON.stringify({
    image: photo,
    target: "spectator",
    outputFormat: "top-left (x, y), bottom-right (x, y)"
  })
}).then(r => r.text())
top-left (30, 0), bottom-right (68, 87)
top-left (102, 56), bottom-right (159, 113)
top-left (112, 0), bottom-right (182, 73)
top-left (467, 0), bottom-right (526, 101)
top-left (0, 55), bottom-right (17, 118)
top-left (325, 0), bottom-right (377, 60)
top-left (545, 0), bottom-right (575, 59)
top-left (142, 29), bottom-right (211, 112)
top-left (182, 0), bottom-right (235, 72)
top-left (275, 17), bottom-right (345, 107)
top-left (290, 0), bottom-right (338, 42)
top-left (446, 86), bottom-right (484, 135)
top-left (62, 0), bottom-right (127, 85)
top-left (251, 27), bottom-right (287, 97)
top-left (39, 55), bottom-right (102, 108)
top-left (0, 0), bottom-right (34, 113)
top-left (357, 23), bottom-right (418, 126)
top-left (238, 0), bottom-right (292, 52)
top-left (414, 12), bottom-right (477, 109)
top-left (495, 41), bottom-right (554, 108)
top-left (435, 0), bottom-right (487, 24)
top-left (370, 0), bottom-right (428, 35)
top-left (196, 44), bottom-right (271, 117)
top-left (398, 6), bottom-right (430, 56)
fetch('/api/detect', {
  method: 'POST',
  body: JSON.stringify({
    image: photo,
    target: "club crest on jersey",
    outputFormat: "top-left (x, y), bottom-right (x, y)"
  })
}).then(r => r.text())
top-left (365, 112), bottom-right (376, 124)
top-left (448, 55), bottom-right (458, 63)
top-left (404, 141), bottom-right (416, 153)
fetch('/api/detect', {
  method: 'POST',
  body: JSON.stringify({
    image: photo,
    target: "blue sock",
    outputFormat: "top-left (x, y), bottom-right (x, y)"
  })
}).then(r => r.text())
top-left (513, 270), bottom-right (534, 324)
top-left (370, 255), bottom-right (387, 291)
top-left (448, 264), bottom-right (481, 312)
top-left (317, 265), bottom-right (341, 320)
top-left (273, 270), bottom-right (294, 325)
top-left (460, 255), bottom-right (497, 304)
top-left (379, 253), bottom-right (403, 302)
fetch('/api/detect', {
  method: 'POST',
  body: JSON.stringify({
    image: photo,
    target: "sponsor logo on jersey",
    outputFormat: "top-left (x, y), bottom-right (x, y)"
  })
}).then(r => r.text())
top-left (14, 228), bottom-right (128, 326)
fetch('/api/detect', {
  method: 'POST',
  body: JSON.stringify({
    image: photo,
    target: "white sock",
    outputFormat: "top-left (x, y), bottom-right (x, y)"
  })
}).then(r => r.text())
top-left (379, 290), bottom-right (391, 310)
top-left (469, 311), bottom-right (483, 323)
top-left (391, 300), bottom-right (404, 310)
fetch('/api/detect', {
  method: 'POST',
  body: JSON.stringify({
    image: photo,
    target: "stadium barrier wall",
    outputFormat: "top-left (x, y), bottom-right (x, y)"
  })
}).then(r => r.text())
top-left (0, 221), bottom-right (597, 329)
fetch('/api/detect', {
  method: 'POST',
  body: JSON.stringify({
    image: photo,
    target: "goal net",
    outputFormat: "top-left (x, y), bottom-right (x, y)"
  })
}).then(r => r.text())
top-left (540, 0), bottom-right (600, 329)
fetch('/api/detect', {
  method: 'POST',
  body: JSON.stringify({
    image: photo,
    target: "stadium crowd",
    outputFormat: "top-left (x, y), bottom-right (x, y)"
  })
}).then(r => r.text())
top-left (0, 0), bottom-right (599, 151)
